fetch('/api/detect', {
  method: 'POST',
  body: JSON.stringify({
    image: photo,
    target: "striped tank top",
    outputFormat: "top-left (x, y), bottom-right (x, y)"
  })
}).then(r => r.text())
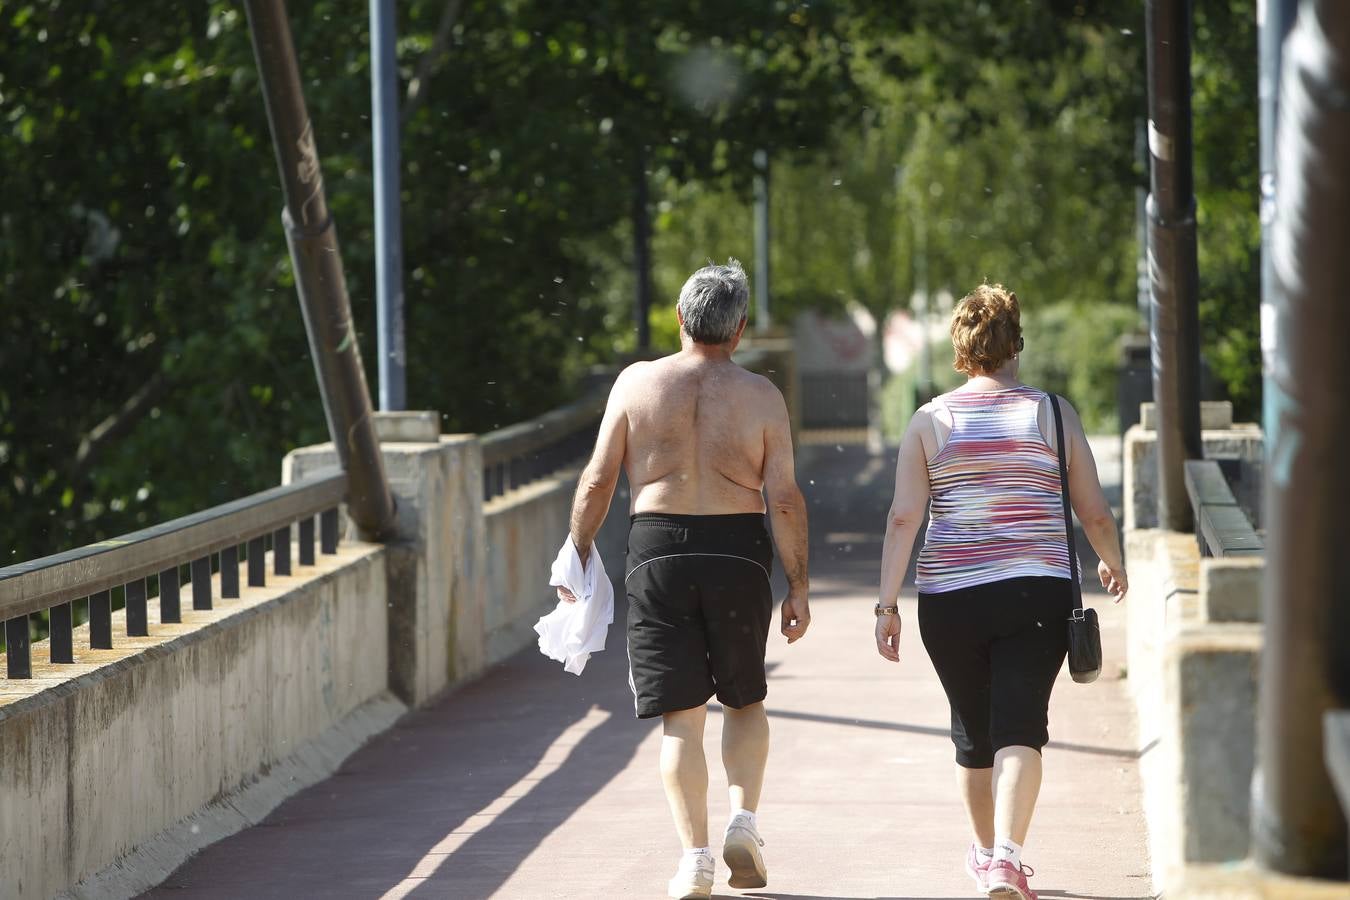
top-left (915, 385), bottom-right (1078, 594)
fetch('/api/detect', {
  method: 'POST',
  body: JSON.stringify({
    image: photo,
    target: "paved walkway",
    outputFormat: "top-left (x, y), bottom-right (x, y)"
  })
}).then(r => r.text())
top-left (146, 444), bottom-right (1151, 900)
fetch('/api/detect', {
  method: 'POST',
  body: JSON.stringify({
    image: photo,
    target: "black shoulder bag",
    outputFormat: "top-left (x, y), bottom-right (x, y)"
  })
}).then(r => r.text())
top-left (1049, 394), bottom-right (1101, 684)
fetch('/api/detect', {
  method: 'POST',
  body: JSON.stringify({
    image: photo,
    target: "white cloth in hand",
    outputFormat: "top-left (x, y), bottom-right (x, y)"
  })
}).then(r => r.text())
top-left (534, 536), bottom-right (614, 675)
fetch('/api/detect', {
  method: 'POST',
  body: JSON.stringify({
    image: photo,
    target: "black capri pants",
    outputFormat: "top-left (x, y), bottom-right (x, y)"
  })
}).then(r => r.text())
top-left (917, 575), bottom-right (1073, 769)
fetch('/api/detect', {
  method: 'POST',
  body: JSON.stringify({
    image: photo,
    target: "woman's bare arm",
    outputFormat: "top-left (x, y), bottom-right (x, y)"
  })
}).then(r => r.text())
top-left (1057, 397), bottom-right (1128, 600)
top-left (875, 409), bottom-right (933, 661)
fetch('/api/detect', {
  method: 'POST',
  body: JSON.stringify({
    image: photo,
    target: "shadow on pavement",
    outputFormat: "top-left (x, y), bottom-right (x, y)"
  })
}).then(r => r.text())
top-left (145, 596), bottom-right (654, 900)
top-left (728, 705), bottom-right (1145, 761)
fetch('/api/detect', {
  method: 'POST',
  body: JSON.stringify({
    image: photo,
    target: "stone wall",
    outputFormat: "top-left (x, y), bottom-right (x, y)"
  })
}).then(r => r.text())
top-left (482, 469), bottom-right (632, 668)
top-left (1123, 408), bottom-right (1266, 893)
top-left (0, 545), bottom-right (400, 900)
top-left (1124, 401), bottom-right (1264, 531)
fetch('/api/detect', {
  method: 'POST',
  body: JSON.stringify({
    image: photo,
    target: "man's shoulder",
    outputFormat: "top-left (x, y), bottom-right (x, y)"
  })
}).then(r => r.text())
top-left (744, 368), bottom-right (786, 400)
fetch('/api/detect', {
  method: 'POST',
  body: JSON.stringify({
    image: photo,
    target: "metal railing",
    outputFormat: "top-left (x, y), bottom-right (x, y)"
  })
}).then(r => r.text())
top-left (1183, 459), bottom-right (1263, 558)
top-left (0, 472), bottom-right (348, 680)
top-left (480, 385), bottom-right (609, 501)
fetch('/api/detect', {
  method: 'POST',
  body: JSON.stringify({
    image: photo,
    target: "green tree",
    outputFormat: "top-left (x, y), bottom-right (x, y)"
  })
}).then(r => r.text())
top-left (0, 1), bottom-right (867, 563)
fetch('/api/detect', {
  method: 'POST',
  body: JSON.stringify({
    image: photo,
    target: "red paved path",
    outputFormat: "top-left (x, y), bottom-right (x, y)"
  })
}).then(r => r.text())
top-left (145, 445), bottom-right (1151, 899)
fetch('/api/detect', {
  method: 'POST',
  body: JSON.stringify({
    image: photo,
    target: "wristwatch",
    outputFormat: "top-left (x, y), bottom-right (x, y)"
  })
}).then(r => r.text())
top-left (874, 602), bottom-right (899, 617)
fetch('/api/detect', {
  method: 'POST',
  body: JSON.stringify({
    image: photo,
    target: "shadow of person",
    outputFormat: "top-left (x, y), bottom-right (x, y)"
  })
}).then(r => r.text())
top-left (143, 582), bottom-right (654, 900)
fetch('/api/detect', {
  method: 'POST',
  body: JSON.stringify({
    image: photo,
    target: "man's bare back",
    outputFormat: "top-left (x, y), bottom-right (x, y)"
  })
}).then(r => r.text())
top-left (618, 354), bottom-right (779, 516)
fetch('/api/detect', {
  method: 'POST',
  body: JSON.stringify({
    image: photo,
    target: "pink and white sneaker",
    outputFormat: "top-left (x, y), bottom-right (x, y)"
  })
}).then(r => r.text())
top-left (986, 859), bottom-right (1037, 900)
top-left (964, 844), bottom-right (992, 891)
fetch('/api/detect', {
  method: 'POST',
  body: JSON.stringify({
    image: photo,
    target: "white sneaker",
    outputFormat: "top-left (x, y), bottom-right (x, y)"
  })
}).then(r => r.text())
top-left (722, 814), bottom-right (768, 889)
top-left (667, 852), bottom-right (714, 899)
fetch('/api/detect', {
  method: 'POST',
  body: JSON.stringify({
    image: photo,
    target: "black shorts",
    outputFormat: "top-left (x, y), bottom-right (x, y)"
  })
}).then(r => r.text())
top-left (917, 576), bottom-right (1073, 768)
top-left (625, 513), bottom-right (774, 719)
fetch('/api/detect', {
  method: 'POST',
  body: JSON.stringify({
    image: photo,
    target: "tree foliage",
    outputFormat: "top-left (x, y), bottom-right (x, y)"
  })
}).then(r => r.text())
top-left (0, 1), bottom-right (864, 561)
top-left (0, 0), bottom-right (1262, 566)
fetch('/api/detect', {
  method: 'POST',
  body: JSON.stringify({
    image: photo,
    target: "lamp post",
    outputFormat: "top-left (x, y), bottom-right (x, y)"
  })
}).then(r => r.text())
top-left (370, 0), bottom-right (406, 411)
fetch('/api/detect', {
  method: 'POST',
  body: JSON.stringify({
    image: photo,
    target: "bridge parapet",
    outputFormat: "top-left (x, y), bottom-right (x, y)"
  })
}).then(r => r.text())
top-left (0, 474), bottom-right (397, 900)
top-left (1123, 404), bottom-right (1268, 891)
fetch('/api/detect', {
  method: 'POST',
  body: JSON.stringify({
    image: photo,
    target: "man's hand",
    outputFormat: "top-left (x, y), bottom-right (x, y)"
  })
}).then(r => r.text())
top-left (556, 586), bottom-right (577, 604)
top-left (1097, 560), bottom-right (1128, 603)
top-left (780, 591), bottom-right (810, 643)
top-left (875, 612), bottom-right (901, 662)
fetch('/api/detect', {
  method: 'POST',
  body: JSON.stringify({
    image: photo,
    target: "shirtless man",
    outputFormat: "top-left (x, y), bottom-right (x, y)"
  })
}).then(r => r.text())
top-left (562, 260), bottom-right (810, 899)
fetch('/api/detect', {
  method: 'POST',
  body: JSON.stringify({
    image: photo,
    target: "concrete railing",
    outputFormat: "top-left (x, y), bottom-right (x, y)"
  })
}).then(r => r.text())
top-left (1183, 459), bottom-right (1263, 559)
top-left (1123, 402), bottom-right (1266, 892)
top-left (0, 475), bottom-right (400, 899)
top-left (0, 344), bottom-right (799, 899)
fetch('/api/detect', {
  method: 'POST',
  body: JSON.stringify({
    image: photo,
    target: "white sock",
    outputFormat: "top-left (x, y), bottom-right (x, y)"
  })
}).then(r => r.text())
top-left (684, 846), bottom-right (712, 859)
top-left (993, 837), bottom-right (1023, 867)
top-left (730, 807), bottom-right (757, 830)
top-left (977, 845), bottom-right (995, 862)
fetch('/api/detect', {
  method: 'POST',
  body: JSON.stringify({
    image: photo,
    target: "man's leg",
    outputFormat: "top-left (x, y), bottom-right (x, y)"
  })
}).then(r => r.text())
top-left (957, 764), bottom-right (996, 849)
top-left (661, 705), bottom-right (710, 849)
top-left (721, 701), bottom-right (769, 812)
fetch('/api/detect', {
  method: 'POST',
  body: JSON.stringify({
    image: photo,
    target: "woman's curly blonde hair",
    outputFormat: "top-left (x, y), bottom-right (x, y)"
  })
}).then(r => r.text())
top-left (950, 283), bottom-right (1022, 376)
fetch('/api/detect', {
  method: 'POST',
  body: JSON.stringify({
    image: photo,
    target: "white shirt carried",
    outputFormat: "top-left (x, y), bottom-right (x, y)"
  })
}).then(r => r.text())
top-left (534, 536), bottom-right (614, 675)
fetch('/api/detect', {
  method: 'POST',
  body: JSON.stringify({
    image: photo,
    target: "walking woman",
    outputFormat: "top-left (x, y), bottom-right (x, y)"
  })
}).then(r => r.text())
top-left (873, 284), bottom-right (1127, 900)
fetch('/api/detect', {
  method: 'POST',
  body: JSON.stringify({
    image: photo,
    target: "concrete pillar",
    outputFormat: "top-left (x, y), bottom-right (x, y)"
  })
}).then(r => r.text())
top-left (284, 412), bottom-right (488, 706)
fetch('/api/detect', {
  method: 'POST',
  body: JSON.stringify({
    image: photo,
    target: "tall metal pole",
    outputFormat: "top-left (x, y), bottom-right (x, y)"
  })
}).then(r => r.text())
top-left (244, 0), bottom-right (397, 541)
top-left (1144, 0), bottom-right (1203, 532)
top-left (1253, 0), bottom-right (1350, 877)
top-left (753, 149), bottom-right (772, 333)
top-left (632, 145), bottom-right (652, 353)
top-left (371, 0), bottom-right (406, 411)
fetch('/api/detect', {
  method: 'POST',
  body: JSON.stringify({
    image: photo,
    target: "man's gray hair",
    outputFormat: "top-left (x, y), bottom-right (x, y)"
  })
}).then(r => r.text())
top-left (677, 259), bottom-right (750, 345)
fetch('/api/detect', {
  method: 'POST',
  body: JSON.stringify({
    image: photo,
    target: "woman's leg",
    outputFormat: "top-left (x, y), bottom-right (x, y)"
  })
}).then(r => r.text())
top-left (992, 746), bottom-right (1043, 844)
top-left (987, 577), bottom-right (1071, 857)
top-left (919, 591), bottom-right (997, 848)
top-left (957, 764), bottom-right (996, 848)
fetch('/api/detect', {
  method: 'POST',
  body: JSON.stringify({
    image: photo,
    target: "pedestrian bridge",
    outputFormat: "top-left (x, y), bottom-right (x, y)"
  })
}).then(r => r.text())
top-left (0, 362), bottom-right (1153, 899)
top-left (147, 444), bottom-right (1152, 900)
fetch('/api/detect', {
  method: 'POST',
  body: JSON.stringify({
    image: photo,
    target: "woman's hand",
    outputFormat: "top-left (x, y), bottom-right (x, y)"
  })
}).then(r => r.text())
top-left (875, 611), bottom-right (901, 662)
top-left (1098, 560), bottom-right (1128, 603)
top-left (556, 586), bottom-right (577, 604)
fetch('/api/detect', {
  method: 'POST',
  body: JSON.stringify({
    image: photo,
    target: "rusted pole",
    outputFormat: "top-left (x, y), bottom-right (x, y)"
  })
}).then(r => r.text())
top-left (243, 0), bottom-right (397, 541)
top-left (1144, 0), bottom-right (1203, 531)
top-left (1253, 0), bottom-right (1350, 878)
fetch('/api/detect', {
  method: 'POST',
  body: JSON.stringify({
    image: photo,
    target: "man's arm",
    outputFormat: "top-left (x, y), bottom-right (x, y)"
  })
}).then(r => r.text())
top-left (568, 376), bottom-right (629, 563)
top-left (762, 386), bottom-right (810, 642)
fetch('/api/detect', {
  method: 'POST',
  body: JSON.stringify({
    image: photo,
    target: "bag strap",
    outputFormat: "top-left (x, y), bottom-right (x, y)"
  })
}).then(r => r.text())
top-left (1048, 394), bottom-right (1084, 613)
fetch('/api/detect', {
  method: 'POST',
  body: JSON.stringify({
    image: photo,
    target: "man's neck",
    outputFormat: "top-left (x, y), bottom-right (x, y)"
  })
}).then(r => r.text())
top-left (679, 338), bottom-right (737, 362)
